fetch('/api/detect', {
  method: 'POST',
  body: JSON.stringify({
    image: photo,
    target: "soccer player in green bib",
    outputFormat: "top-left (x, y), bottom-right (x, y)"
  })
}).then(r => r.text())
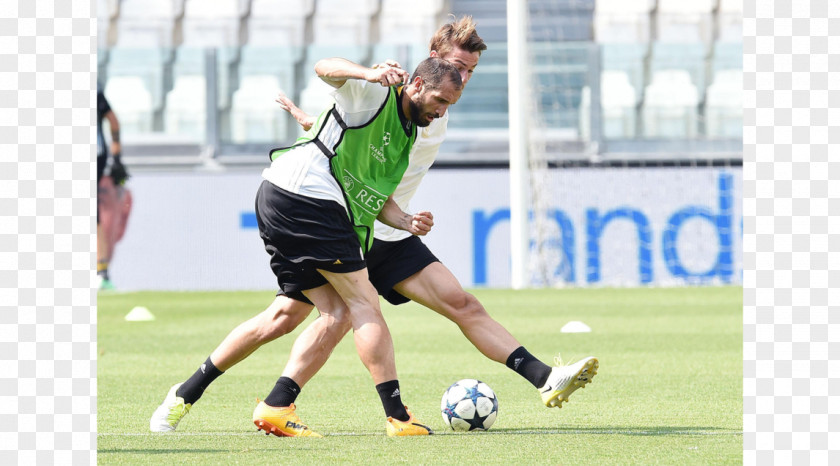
top-left (152, 18), bottom-right (598, 438)
top-left (246, 56), bottom-right (460, 437)
top-left (268, 62), bottom-right (426, 253)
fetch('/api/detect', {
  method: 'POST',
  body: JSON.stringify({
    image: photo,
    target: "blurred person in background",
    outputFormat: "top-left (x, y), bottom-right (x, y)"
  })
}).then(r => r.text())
top-left (97, 85), bottom-right (132, 291)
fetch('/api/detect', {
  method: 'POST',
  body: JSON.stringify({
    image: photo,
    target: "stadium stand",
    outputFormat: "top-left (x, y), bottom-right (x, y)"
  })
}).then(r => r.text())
top-left (234, 45), bottom-right (304, 142)
top-left (528, 0), bottom-right (595, 42)
top-left (312, 0), bottom-right (380, 45)
top-left (181, 0), bottom-right (249, 48)
top-left (451, 0), bottom-right (507, 42)
top-left (642, 70), bottom-right (699, 139)
top-left (446, 42), bottom-right (508, 130)
top-left (656, 0), bottom-right (716, 44)
top-left (103, 76), bottom-right (154, 134)
top-left (97, 0), bottom-right (120, 49)
top-left (717, 0), bottom-right (744, 42)
top-left (115, 0), bottom-right (184, 48)
top-left (650, 42), bottom-right (708, 101)
top-left (580, 70), bottom-right (638, 140)
top-left (165, 72), bottom-right (206, 141)
top-left (97, 0), bottom-right (743, 161)
top-left (593, 0), bottom-right (655, 43)
top-left (230, 75), bottom-right (289, 142)
top-left (600, 43), bottom-right (646, 103)
top-left (704, 69), bottom-right (742, 139)
top-left (247, 0), bottom-right (315, 47)
top-left (105, 48), bottom-right (172, 133)
top-left (379, 0), bottom-right (446, 45)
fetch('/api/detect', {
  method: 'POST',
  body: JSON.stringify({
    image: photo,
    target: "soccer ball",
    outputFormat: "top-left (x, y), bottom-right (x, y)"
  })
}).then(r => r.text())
top-left (440, 379), bottom-right (498, 431)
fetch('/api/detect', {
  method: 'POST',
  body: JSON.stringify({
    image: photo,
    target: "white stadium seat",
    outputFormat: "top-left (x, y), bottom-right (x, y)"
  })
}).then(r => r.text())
top-left (248, 0), bottom-right (316, 47)
top-left (312, 0), bottom-right (380, 45)
top-left (230, 75), bottom-right (289, 143)
top-left (451, 0), bottom-right (507, 42)
top-left (650, 43), bottom-right (707, 101)
top-left (705, 70), bottom-right (742, 139)
top-left (116, 0), bottom-right (184, 48)
top-left (601, 43), bottom-right (647, 103)
top-left (298, 76), bottom-right (338, 123)
top-left (655, 0), bottom-right (715, 43)
top-left (165, 75), bottom-right (207, 141)
top-left (104, 76), bottom-right (154, 135)
top-left (594, 0), bottom-right (655, 43)
top-left (97, 0), bottom-right (120, 48)
top-left (97, 17), bottom-right (112, 50)
top-left (98, 0), bottom-right (119, 18)
top-left (580, 70), bottom-right (638, 140)
top-left (378, 0), bottom-right (444, 45)
top-left (106, 48), bottom-right (171, 118)
top-left (642, 70), bottom-right (699, 138)
top-left (181, 0), bottom-right (249, 47)
top-left (717, 0), bottom-right (744, 42)
top-left (600, 71), bottom-right (638, 139)
top-left (712, 41), bottom-right (743, 76)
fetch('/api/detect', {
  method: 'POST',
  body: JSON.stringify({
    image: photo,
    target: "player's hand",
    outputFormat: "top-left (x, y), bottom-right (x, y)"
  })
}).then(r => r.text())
top-left (276, 90), bottom-right (315, 131)
top-left (408, 211), bottom-right (434, 236)
top-left (110, 154), bottom-right (130, 186)
top-left (372, 59), bottom-right (402, 70)
top-left (366, 65), bottom-right (409, 87)
top-left (275, 91), bottom-right (291, 111)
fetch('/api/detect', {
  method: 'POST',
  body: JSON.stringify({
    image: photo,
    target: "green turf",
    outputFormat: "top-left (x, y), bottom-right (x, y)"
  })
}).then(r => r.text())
top-left (98, 287), bottom-right (743, 464)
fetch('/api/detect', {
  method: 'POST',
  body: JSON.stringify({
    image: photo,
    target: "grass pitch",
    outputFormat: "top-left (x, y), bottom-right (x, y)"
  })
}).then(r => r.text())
top-left (98, 287), bottom-right (742, 464)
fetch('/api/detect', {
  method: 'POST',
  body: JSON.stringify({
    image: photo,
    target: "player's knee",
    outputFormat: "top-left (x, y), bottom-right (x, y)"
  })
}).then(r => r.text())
top-left (334, 312), bottom-right (353, 335)
top-left (254, 305), bottom-right (307, 342)
top-left (448, 292), bottom-right (488, 324)
top-left (320, 309), bottom-right (353, 338)
top-left (258, 319), bottom-right (295, 342)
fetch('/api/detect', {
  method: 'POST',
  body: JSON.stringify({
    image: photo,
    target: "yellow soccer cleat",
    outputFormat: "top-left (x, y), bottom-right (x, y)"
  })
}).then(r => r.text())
top-left (539, 356), bottom-right (599, 408)
top-left (385, 407), bottom-right (433, 437)
top-left (150, 383), bottom-right (191, 432)
top-left (253, 401), bottom-right (322, 438)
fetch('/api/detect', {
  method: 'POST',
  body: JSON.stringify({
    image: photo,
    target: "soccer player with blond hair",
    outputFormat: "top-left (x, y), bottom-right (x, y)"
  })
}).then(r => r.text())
top-left (151, 16), bottom-right (597, 437)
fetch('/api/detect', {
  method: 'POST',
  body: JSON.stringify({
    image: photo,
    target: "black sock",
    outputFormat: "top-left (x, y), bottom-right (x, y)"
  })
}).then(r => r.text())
top-left (263, 376), bottom-right (301, 408)
top-left (176, 357), bottom-right (224, 405)
top-left (505, 346), bottom-right (552, 388)
top-left (376, 380), bottom-right (409, 421)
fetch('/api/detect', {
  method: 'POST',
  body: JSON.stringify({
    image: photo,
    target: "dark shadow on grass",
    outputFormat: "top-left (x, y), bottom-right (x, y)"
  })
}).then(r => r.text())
top-left (486, 426), bottom-right (742, 436)
top-left (96, 426), bottom-right (743, 439)
top-left (99, 449), bottom-right (227, 454)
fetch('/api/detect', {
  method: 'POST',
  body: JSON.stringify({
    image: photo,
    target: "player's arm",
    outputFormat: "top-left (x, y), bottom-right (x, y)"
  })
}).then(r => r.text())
top-left (103, 108), bottom-right (131, 184)
top-left (315, 57), bottom-right (409, 89)
top-left (377, 196), bottom-right (434, 236)
top-left (276, 92), bottom-right (316, 131)
top-left (282, 60), bottom-right (404, 130)
top-left (104, 109), bottom-right (121, 157)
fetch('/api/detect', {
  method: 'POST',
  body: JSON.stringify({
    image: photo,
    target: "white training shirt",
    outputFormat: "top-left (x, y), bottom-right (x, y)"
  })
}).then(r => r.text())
top-left (261, 79), bottom-right (390, 207)
top-left (373, 111), bottom-right (448, 242)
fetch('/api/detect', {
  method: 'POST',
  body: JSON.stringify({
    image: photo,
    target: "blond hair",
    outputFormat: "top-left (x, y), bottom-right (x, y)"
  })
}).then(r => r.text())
top-left (429, 15), bottom-right (487, 57)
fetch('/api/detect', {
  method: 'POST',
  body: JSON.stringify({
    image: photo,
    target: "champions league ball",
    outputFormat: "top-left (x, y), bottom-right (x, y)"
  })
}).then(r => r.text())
top-left (440, 379), bottom-right (498, 431)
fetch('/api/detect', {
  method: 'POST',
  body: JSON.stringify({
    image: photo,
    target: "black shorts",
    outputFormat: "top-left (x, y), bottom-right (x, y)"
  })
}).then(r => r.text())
top-left (366, 235), bottom-right (439, 305)
top-left (256, 180), bottom-right (365, 304)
